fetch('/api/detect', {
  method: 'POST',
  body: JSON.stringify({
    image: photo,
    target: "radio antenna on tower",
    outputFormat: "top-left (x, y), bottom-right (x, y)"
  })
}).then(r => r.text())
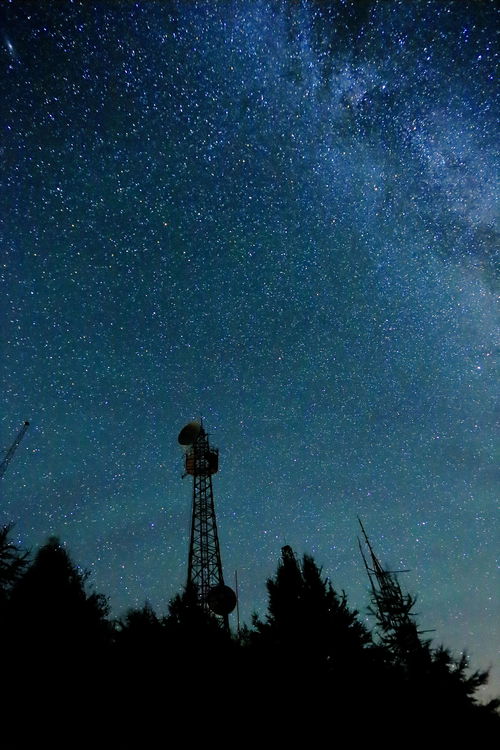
top-left (0, 421), bottom-right (30, 480)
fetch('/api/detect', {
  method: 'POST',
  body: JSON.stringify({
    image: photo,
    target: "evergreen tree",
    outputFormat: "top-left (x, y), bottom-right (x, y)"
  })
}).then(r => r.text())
top-left (111, 600), bottom-right (167, 714)
top-left (249, 544), bottom-right (372, 718)
top-left (7, 536), bottom-right (110, 662)
top-left (253, 545), bottom-right (370, 668)
top-left (117, 600), bottom-right (162, 641)
top-left (0, 523), bottom-right (28, 622)
top-left (2, 536), bottom-right (113, 735)
top-left (113, 600), bottom-right (166, 677)
top-left (164, 580), bottom-right (231, 661)
top-left (237, 546), bottom-right (373, 736)
top-left (359, 521), bottom-right (500, 736)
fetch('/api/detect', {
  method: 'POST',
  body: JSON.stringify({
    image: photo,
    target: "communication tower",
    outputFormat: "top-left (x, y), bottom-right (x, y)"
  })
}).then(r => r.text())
top-left (358, 518), bottom-right (430, 659)
top-left (178, 420), bottom-right (236, 630)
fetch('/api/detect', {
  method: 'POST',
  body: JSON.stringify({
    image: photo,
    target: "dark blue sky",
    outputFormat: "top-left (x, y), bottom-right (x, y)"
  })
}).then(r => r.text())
top-left (1, 1), bottom-right (498, 699)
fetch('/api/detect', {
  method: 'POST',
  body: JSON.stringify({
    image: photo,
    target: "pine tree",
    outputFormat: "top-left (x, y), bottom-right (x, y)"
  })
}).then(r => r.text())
top-left (118, 601), bottom-right (162, 639)
top-left (164, 580), bottom-right (230, 657)
top-left (2, 536), bottom-right (113, 734)
top-left (7, 536), bottom-right (110, 661)
top-left (252, 546), bottom-right (371, 689)
top-left (240, 546), bottom-right (372, 734)
top-left (0, 523), bottom-right (28, 622)
top-left (358, 520), bottom-right (500, 736)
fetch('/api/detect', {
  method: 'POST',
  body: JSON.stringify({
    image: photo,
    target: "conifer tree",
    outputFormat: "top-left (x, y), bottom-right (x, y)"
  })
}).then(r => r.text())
top-left (358, 520), bottom-right (500, 735)
top-left (7, 536), bottom-right (110, 660)
top-left (164, 580), bottom-right (229, 654)
top-left (0, 523), bottom-right (28, 622)
top-left (243, 546), bottom-right (373, 731)
top-left (252, 545), bottom-right (371, 679)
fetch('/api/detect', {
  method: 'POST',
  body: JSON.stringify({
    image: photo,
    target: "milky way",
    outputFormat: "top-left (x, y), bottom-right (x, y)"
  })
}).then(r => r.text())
top-left (1, 1), bottom-right (498, 698)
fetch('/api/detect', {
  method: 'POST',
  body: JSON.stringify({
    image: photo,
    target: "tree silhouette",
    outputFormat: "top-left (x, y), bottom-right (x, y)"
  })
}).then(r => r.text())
top-left (358, 521), bottom-right (500, 736)
top-left (248, 545), bottom-right (372, 730)
top-left (113, 600), bottom-right (166, 674)
top-left (117, 600), bottom-right (162, 641)
top-left (164, 580), bottom-right (233, 665)
top-left (0, 531), bottom-right (495, 741)
top-left (2, 536), bottom-right (113, 738)
top-left (253, 545), bottom-right (370, 667)
top-left (7, 536), bottom-right (110, 663)
top-left (0, 523), bottom-right (28, 623)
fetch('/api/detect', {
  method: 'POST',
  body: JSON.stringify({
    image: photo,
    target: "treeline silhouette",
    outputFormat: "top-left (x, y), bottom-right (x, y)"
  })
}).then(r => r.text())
top-left (1, 526), bottom-right (498, 741)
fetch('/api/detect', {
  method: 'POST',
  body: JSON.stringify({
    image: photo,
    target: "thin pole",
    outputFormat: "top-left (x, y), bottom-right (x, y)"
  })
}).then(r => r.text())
top-left (235, 570), bottom-right (240, 635)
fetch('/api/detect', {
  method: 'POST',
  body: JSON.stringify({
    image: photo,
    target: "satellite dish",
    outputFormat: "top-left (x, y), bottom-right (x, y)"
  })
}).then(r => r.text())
top-left (206, 584), bottom-right (237, 615)
top-left (178, 421), bottom-right (202, 446)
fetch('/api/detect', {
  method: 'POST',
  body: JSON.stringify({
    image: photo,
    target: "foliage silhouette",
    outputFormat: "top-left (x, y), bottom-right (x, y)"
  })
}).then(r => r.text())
top-left (359, 524), bottom-right (500, 736)
top-left (117, 600), bottom-right (162, 640)
top-left (164, 581), bottom-right (235, 671)
top-left (252, 545), bottom-right (370, 667)
top-left (246, 545), bottom-right (374, 731)
top-left (0, 523), bottom-right (28, 623)
top-left (7, 536), bottom-right (110, 663)
top-left (0, 531), bottom-right (497, 740)
top-left (2, 536), bottom-right (113, 737)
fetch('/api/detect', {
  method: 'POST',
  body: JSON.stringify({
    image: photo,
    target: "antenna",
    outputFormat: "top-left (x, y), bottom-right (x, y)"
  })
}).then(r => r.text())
top-left (357, 517), bottom-right (431, 659)
top-left (0, 421), bottom-right (30, 480)
top-left (235, 570), bottom-right (240, 635)
top-left (178, 421), bottom-right (202, 446)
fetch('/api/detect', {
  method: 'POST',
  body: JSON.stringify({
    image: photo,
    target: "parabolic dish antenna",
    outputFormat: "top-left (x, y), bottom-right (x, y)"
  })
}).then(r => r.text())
top-left (178, 421), bottom-right (202, 446)
top-left (206, 584), bottom-right (237, 616)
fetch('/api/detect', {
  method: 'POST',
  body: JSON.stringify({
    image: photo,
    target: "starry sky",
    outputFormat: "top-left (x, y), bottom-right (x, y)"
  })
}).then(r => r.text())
top-left (1, 0), bottom-right (498, 698)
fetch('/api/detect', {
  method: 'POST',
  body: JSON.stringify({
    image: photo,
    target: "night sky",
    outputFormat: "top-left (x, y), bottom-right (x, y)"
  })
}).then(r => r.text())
top-left (1, 1), bottom-right (498, 698)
